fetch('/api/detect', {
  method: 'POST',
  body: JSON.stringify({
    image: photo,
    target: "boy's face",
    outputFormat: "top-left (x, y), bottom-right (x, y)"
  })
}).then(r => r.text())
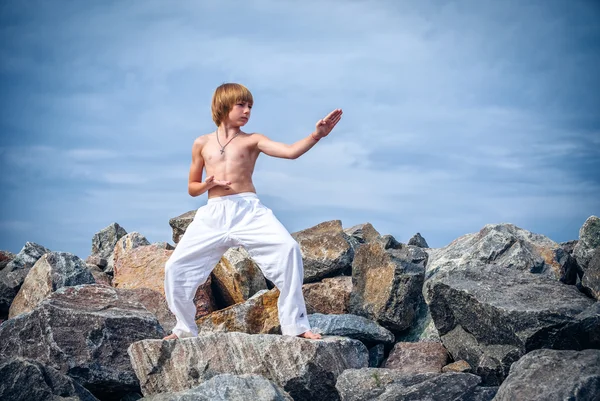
top-left (226, 101), bottom-right (252, 127)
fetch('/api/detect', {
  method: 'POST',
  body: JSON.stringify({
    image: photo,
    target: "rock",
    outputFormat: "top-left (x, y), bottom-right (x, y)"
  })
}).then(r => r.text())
top-left (0, 242), bottom-right (50, 318)
top-left (86, 264), bottom-right (112, 286)
top-left (368, 344), bottom-right (385, 368)
top-left (303, 276), bottom-right (352, 314)
top-left (128, 332), bottom-right (368, 400)
top-left (381, 234), bottom-right (403, 250)
top-left (442, 360), bottom-right (472, 373)
top-left (0, 250), bottom-right (16, 270)
top-left (0, 284), bottom-right (164, 400)
top-left (112, 244), bottom-right (216, 320)
top-left (9, 252), bottom-right (95, 318)
top-left (408, 232), bottom-right (429, 248)
top-left (112, 232), bottom-right (150, 275)
top-left (395, 299), bottom-right (440, 343)
top-left (349, 240), bottom-right (425, 331)
top-left (560, 240), bottom-right (578, 255)
top-left (169, 210), bottom-right (196, 244)
top-left (581, 248), bottom-right (600, 299)
top-left (335, 369), bottom-right (495, 401)
top-left (308, 313), bottom-right (395, 345)
top-left (85, 255), bottom-right (107, 268)
top-left (121, 287), bottom-right (177, 334)
top-left (153, 242), bottom-right (175, 250)
top-left (90, 222), bottom-right (127, 273)
top-left (0, 358), bottom-right (99, 401)
top-left (292, 220), bottom-right (355, 283)
top-left (494, 349), bottom-right (600, 401)
top-left (343, 223), bottom-right (381, 244)
top-left (211, 247), bottom-right (267, 308)
top-left (573, 215), bottom-right (600, 270)
top-left (196, 288), bottom-right (280, 334)
top-left (142, 374), bottom-right (292, 401)
top-left (425, 223), bottom-right (580, 284)
top-left (426, 265), bottom-right (600, 385)
top-left (383, 342), bottom-right (449, 374)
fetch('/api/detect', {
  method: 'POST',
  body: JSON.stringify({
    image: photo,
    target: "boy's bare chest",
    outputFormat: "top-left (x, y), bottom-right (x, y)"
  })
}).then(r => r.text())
top-left (202, 136), bottom-right (258, 165)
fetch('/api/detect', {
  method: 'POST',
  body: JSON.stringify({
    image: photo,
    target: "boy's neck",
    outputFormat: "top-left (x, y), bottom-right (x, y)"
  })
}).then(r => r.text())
top-left (218, 123), bottom-right (242, 138)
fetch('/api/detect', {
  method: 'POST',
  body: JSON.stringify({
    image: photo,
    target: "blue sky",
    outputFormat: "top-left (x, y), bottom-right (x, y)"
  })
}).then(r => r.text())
top-left (1, 0), bottom-right (599, 259)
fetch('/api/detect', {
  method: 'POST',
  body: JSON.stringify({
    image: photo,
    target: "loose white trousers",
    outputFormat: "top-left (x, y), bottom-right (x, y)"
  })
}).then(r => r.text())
top-left (164, 192), bottom-right (310, 338)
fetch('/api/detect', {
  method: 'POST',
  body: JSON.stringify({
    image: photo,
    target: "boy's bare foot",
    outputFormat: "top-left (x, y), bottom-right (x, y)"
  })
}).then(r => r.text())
top-left (163, 333), bottom-right (178, 340)
top-left (298, 330), bottom-right (322, 340)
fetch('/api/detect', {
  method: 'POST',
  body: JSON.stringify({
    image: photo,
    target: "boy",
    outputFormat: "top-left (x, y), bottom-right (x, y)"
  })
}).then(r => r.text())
top-left (164, 83), bottom-right (342, 340)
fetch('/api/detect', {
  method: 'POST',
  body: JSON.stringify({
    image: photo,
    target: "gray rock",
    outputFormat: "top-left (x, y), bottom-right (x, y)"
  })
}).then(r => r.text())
top-left (152, 241), bottom-right (175, 250)
top-left (169, 210), bottom-right (196, 244)
top-left (426, 265), bottom-right (600, 385)
top-left (581, 248), bottom-right (600, 299)
top-left (368, 344), bottom-right (386, 368)
top-left (0, 284), bottom-right (164, 400)
top-left (0, 250), bottom-right (16, 270)
top-left (308, 313), bottom-right (395, 344)
top-left (383, 342), bottom-right (449, 374)
top-left (395, 299), bottom-right (440, 343)
top-left (408, 232), bottom-right (429, 248)
top-left (0, 358), bottom-right (99, 401)
top-left (292, 220), bottom-right (355, 283)
top-left (142, 374), bottom-right (292, 401)
top-left (90, 222), bottom-right (127, 273)
top-left (573, 215), bottom-right (600, 270)
top-left (349, 241), bottom-right (425, 331)
top-left (425, 223), bottom-right (580, 284)
top-left (335, 369), bottom-right (494, 401)
top-left (0, 242), bottom-right (50, 318)
top-left (494, 349), bottom-right (600, 401)
top-left (560, 240), bottom-right (578, 255)
top-left (9, 252), bottom-right (96, 318)
top-left (128, 332), bottom-right (368, 401)
top-left (343, 223), bottom-right (382, 244)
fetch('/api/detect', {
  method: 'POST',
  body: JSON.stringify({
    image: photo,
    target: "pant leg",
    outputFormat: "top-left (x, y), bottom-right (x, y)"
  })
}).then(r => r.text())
top-left (164, 204), bottom-right (230, 338)
top-left (231, 198), bottom-right (311, 336)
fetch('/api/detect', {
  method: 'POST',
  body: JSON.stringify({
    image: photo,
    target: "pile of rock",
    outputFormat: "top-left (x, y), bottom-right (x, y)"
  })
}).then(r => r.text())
top-left (0, 213), bottom-right (598, 401)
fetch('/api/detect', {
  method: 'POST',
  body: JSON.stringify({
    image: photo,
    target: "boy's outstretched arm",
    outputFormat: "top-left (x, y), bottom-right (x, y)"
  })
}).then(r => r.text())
top-left (257, 109), bottom-right (343, 159)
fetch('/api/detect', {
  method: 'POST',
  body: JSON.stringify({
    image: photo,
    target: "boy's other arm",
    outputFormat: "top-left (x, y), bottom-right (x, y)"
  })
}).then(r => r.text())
top-left (257, 109), bottom-right (343, 159)
top-left (188, 138), bottom-right (231, 196)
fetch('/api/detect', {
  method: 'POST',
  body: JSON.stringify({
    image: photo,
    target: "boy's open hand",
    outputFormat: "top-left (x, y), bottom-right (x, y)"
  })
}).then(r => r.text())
top-left (314, 109), bottom-right (343, 139)
top-left (205, 175), bottom-right (231, 190)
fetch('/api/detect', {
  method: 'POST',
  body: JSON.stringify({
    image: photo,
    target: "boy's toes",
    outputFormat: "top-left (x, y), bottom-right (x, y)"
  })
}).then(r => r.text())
top-left (298, 330), bottom-right (322, 340)
top-left (163, 333), bottom-right (179, 340)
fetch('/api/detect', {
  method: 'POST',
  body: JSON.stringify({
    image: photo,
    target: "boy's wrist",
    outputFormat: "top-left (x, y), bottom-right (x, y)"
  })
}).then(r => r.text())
top-left (311, 132), bottom-right (321, 141)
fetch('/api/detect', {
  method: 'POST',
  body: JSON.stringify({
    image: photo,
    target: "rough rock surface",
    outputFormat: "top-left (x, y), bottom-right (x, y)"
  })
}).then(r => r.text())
top-left (349, 240), bottom-right (425, 331)
top-left (383, 342), bottom-right (449, 374)
top-left (408, 232), bottom-right (429, 248)
top-left (0, 249), bottom-right (16, 270)
top-left (442, 360), bottom-right (472, 373)
top-left (396, 299), bottom-right (440, 342)
top-left (0, 284), bottom-right (164, 400)
top-left (169, 210), bottom-right (196, 244)
top-left (494, 349), bottom-right (600, 401)
top-left (90, 222), bottom-right (127, 273)
top-left (335, 369), bottom-right (495, 401)
top-left (9, 252), bottom-right (95, 318)
top-left (0, 242), bottom-right (50, 318)
top-left (560, 240), bottom-right (578, 255)
top-left (308, 313), bottom-right (395, 345)
top-left (292, 220), bottom-right (355, 283)
top-left (0, 358), bottom-right (99, 401)
top-left (128, 332), bottom-right (368, 401)
top-left (303, 276), bottom-right (352, 314)
top-left (121, 287), bottom-right (177, 334)
top-left (573, 215), bottom-right (600, 270)
top-left (142, 374), bottom-right (292, 401)
top-left (152, 242), bottom-right (175, 250)
top-left (196, 288), bottom-right (280, 334)
top-left (425, 223), bottom-right (580, 284)
top-left (211, 247), bottom-right (267, 308)
top-left (581, 248), bottom-right (600, 299)
top-left (368, 344), bottom-right (385, 368)
top-left (426, 265), bottom-right (600, 385)
top-left (86, 264), bottom-right (112, 286)
top-left (112, 232), bottom-right (151, 274)
top-left (85, 255), bottom-right (107, 268)
top-left (343, 223), bottom-right (382, 245)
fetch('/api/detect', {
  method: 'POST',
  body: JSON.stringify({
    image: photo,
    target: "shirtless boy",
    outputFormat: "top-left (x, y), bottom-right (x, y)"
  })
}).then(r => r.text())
top-left (163, 83), bottom-right (342, 340)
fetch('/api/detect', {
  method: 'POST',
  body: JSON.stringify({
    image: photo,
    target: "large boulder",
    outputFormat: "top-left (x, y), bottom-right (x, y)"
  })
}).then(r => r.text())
top-left (196, 288), bottom-right (280, 334)
top-left (581, 248), bottom-right (600, 299)
top-left (0, 284), bottom-right (164, 400)
top-left (494, 349), bottom-right (600, 401)
top-left (0, 358), bottom-right (99, 401)
top-left (303, 276), bottom-right (352, 314)
top-left (426, 265), bottom-right (600, 385)
top-left (335, 369), bottom-right (497, 401)
top-left (9, 252), bottom-right (95, 318)
top-left (292, 220), bottom-right (355, 283)
top-left (573, 215), bottom-right (600, 270)
top-left (211, 247), bottom-right (267, 308)
top-left (169, 210), bottom-right (196, 244)
top-left (349, 240), bottom-right (426, 331)
top-left (425, 223), bottom-right (580, 284)
top-left (142, 374), bottom-right (292, 401)
top-left (408, 233), bottom-right (429, 248)
top-left (383, 342), bottom-right (449, 374)
top-left (90, 222), bottom-right (127, 274)
top-left (308, 313), bottom-right (395, 345)
top-left (0, 242), bottom-right (50, 318)
top-left (343, 223), bottom-right (382, 245)
top-left (112, 232), bottom-right (151, 274)
top-left (128, 332), bottom-right (368, 401)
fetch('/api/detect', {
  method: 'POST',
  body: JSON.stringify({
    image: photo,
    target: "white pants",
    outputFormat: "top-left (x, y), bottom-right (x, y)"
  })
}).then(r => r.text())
top-left (164, 192), bottom-right (310, 338)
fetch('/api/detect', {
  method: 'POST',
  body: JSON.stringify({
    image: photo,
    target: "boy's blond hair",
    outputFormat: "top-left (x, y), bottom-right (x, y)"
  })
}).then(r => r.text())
top-left (211, 83), bottom-right (254, 126)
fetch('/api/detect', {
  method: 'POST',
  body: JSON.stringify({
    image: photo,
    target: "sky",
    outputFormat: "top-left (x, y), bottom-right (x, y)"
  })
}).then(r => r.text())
top-left (1, 0), bottom-right (599, 260)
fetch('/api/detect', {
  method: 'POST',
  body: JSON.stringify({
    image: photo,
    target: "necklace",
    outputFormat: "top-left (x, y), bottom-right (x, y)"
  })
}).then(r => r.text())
top-left (216, 129), bottom-right (240, 155)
